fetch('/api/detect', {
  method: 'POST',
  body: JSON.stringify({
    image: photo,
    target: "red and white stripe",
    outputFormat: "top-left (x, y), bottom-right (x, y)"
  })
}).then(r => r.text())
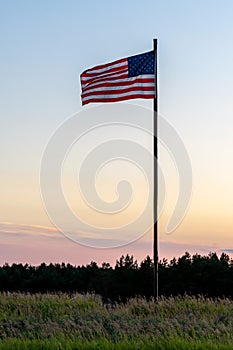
top-left (80, 57), bottom-right (155, 105)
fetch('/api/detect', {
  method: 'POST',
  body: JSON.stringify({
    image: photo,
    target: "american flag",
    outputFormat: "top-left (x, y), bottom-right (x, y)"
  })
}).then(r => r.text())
top-left (80, 51), bottom-right (155, 105)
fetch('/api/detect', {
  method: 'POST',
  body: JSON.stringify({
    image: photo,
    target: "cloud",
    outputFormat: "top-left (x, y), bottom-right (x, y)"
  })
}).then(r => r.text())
top-left (0, 222), bottom-right (61, 238)
top-left (220, 249), bottom-right (233, 255)
top-left (0, 221), bottom-right (230, 266)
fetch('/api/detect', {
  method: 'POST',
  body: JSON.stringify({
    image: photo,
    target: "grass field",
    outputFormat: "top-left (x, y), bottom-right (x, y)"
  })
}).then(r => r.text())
top-left (0, 293), bottom-right (233, 349)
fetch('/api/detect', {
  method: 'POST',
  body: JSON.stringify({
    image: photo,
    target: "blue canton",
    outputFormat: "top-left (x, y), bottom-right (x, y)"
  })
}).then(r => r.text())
top-left (128, 51), bottom-right (155, 77)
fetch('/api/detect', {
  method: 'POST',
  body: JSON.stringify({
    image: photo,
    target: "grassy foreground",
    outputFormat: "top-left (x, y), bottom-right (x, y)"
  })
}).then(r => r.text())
top-left (0, 293), bottom-right (233, 349)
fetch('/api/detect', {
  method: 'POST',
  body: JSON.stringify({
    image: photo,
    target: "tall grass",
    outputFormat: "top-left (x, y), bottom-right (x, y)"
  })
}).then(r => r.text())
top-left (0, 293), bottom-right (233, 349)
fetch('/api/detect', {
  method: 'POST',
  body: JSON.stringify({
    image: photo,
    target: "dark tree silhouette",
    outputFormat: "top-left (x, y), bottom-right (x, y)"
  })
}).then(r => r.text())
top-left (0, 252), bottom-right (233, 300)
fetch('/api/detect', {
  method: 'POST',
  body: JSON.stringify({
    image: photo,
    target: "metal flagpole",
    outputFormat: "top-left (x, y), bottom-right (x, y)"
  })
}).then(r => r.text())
top-left (153, 38), bottom-right (158, 301)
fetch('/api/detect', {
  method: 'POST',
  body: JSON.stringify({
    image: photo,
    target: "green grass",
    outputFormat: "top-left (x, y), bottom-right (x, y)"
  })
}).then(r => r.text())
top-left (0, 293), bottom-right (233, 349)
top-left (0, 338), bottom-right (232, 350)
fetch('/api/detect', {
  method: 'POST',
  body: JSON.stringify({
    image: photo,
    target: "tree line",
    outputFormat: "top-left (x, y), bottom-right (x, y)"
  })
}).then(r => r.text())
top-left (0, 252), bottom-right (233, 300)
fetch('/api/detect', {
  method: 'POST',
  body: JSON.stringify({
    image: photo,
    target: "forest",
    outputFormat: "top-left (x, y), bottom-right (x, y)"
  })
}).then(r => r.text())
top-left (0, 252), bottom-right (232, 301)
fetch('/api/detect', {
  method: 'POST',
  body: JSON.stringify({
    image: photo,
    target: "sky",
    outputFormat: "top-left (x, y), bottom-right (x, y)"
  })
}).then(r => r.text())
top-left (1, 0), bottom-right (233, 266)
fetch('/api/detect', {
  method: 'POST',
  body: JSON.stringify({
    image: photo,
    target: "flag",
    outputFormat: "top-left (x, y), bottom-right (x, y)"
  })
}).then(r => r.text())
top-left (80, 51), bottom-right (155, 105)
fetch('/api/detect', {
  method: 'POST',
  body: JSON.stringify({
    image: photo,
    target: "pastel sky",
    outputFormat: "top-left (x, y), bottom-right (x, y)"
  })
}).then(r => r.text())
top-left (1, 0), bottom-right (233, 265)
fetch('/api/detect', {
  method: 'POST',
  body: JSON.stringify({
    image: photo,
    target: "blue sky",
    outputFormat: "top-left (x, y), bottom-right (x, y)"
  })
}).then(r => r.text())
top-left (1, 0), bottom-right (233, 264)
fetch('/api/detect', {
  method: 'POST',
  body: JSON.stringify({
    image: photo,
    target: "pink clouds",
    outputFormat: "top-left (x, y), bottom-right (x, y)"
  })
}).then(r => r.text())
top-left (0, 222), bottom-right (226, 266)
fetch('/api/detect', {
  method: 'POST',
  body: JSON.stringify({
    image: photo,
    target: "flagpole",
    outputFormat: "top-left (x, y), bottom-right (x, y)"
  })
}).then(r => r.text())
top-left (153, 38), bottom-right (158, 301)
